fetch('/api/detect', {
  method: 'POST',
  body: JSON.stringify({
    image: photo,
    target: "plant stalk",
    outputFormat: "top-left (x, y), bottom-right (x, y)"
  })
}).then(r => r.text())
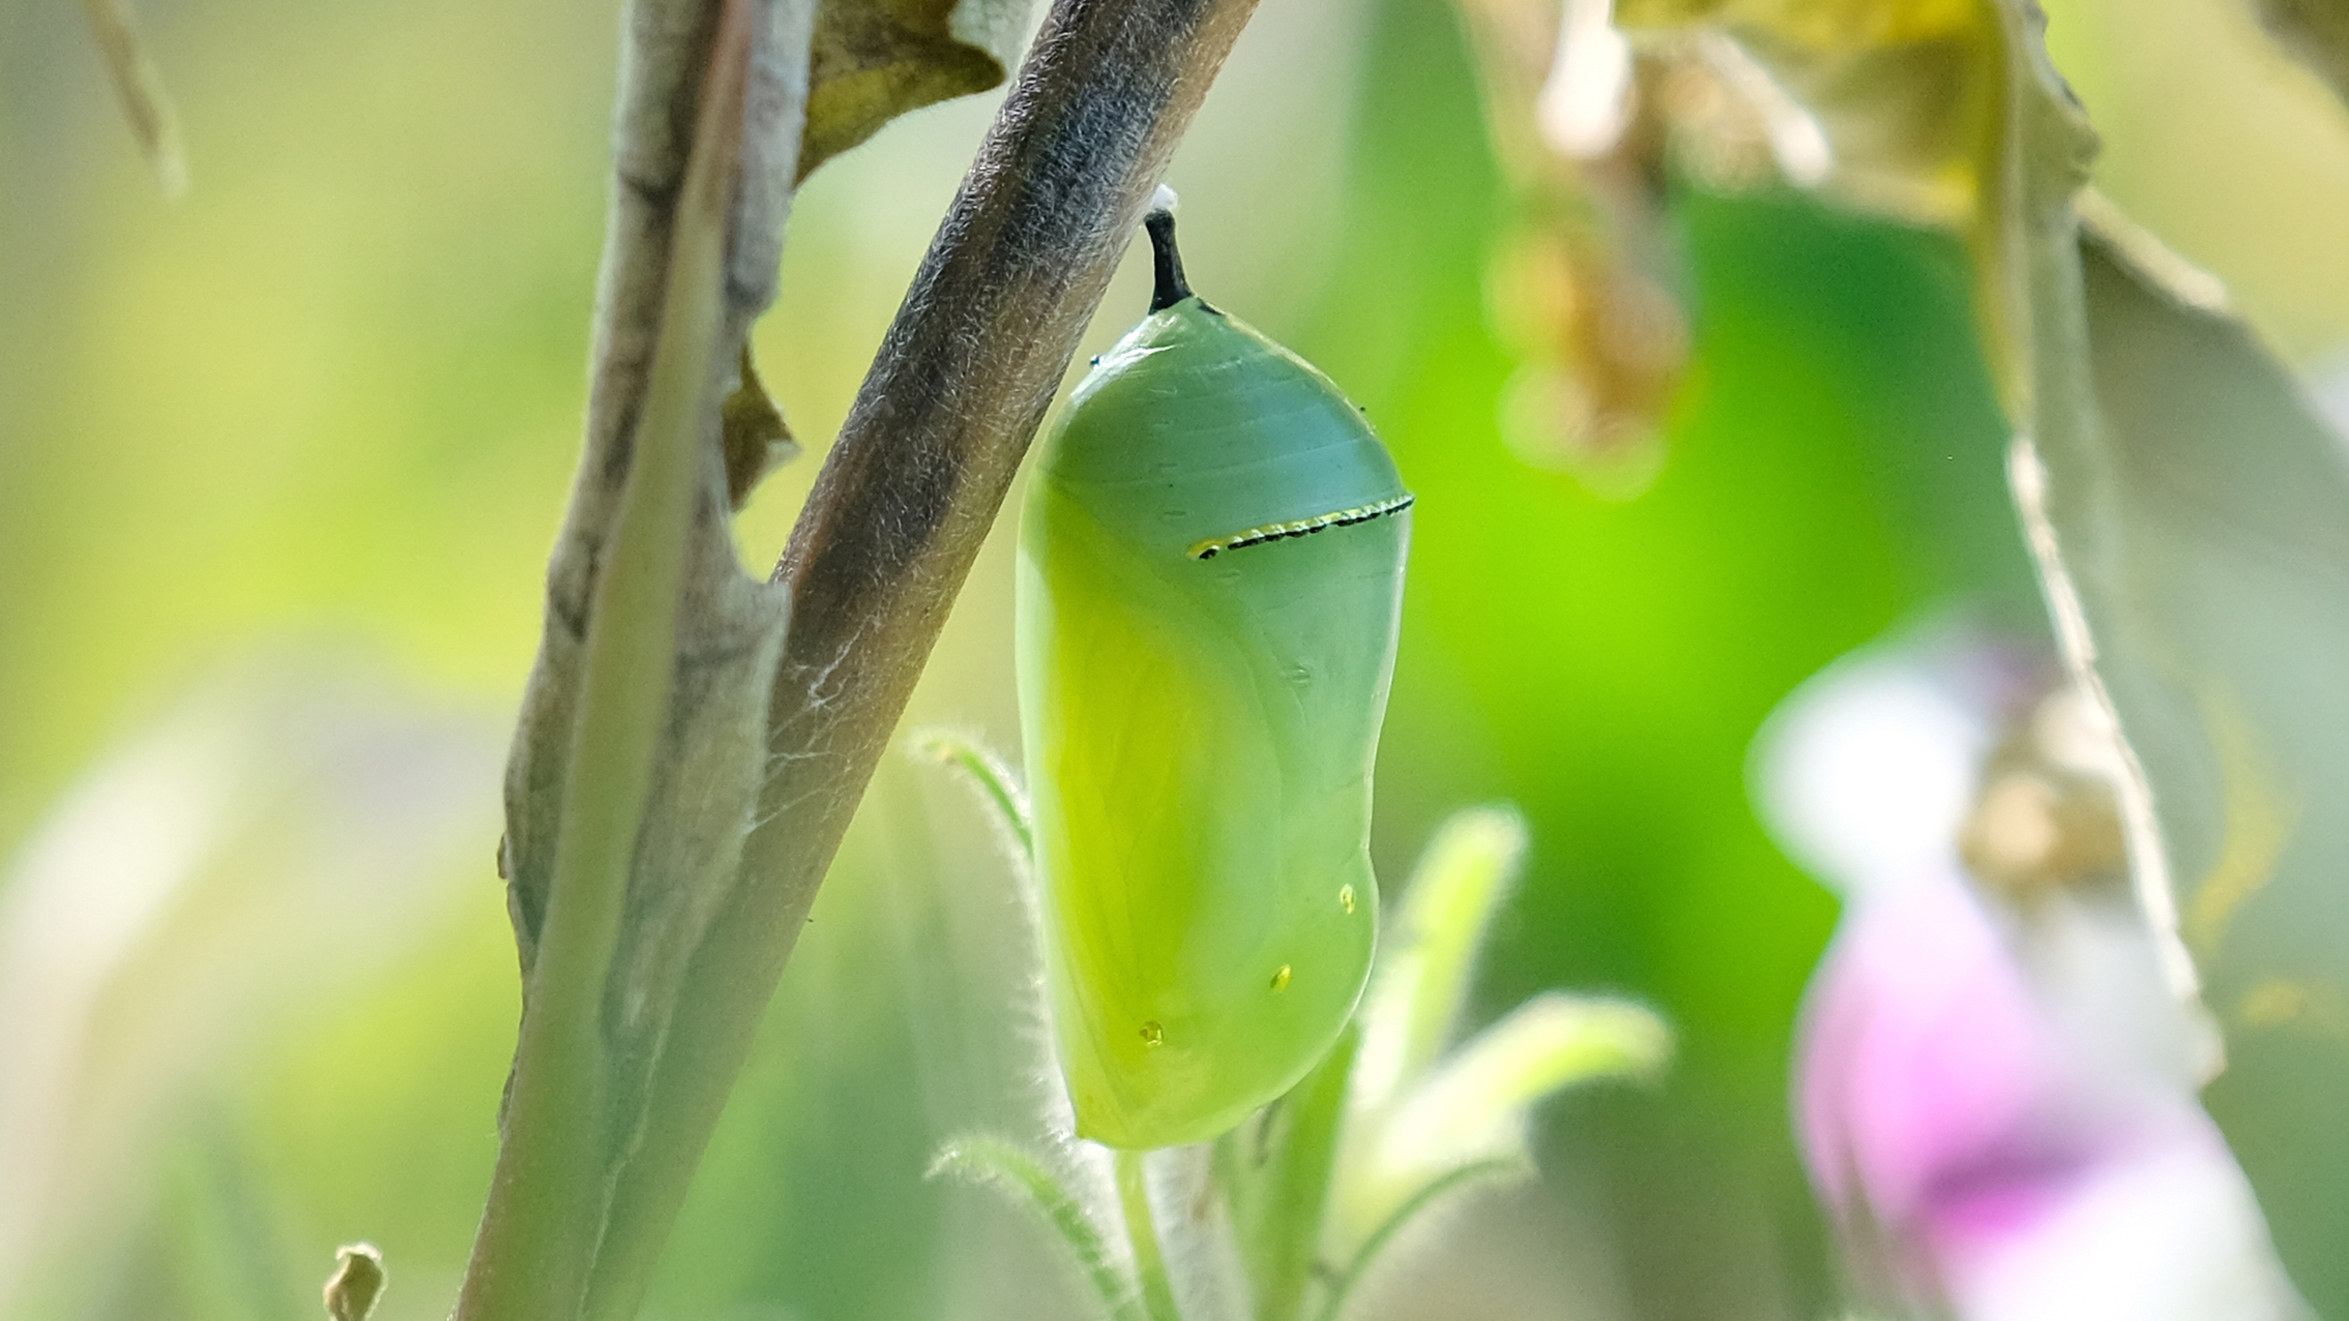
top-left (454, 4), bottom-right (756, 1319)
top-left (1117, 1150), bottom-right (1185, 1321)
top-left (578, 0), bottom-right (1266, 1305)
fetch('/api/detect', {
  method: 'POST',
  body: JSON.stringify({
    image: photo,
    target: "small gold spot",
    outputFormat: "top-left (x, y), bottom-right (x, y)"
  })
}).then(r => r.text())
top-left (1139, 1021), bottom-right (1164, 1047)
top-left (1338, 884), bottom-right (1356, 914)
top-left (1270, 965), bottom-right (1292, 991)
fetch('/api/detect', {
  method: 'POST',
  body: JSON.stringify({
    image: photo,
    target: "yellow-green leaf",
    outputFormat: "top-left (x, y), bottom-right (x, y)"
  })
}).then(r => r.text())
top-left (1350, 805), bottom-right (1528, 1113)
top-left (722, 344), bottom-right (797, 510)
top-left (800, 0), bottom-right (1037, 180)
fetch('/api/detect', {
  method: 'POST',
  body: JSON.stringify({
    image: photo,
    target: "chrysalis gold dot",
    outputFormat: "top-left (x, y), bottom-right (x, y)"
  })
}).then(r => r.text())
top-left (1339, 884), bottom-right (1357, 914)
top-left (1270, 965), bottom-right (1292, 991)
top-left (1139, 1021), bottom-right (1164, 1048)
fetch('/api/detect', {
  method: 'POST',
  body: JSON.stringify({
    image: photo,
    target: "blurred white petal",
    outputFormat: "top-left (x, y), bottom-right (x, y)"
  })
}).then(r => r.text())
top-left (1752, 646), bottom-right (1993, 898)
top-left (1537, 0), bottom-right (1634, 159)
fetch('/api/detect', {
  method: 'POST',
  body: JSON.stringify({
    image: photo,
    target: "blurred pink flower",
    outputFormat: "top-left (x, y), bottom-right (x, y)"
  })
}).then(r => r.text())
top-left (1763, 640), bottom-right (2306, 1319)
top-left (1797, 859), bottom-right (2302, 1319)
top-left (1799, 858), bottom-right (2079, 1260)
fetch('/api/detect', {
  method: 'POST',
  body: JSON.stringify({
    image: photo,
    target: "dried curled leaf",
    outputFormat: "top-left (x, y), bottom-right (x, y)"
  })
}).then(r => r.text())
top-left (800, 0), bottom-right (1038, 179)
top-left (1449, 0), bottom-right (1691, 495)
top-left (323, 1244), bottom-right (385, 1321)
top-left (723, 344), bottom-right (798, 509)
top-left (1614, 0), bottom-right (1997, 225)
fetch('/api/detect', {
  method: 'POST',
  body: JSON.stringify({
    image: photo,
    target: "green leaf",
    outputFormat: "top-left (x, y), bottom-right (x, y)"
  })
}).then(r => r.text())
top-left (2022, 203), bottom-right (2349, 1313)
top-left (1350, 805), bottom-right (1528, 1114)
top-left (1388, 995), bottom-right (1668, 1161)
top-left (1325, 806), bottom-right (1673, 1285)
top-left (1312, 1158), bottom-right (1527, 1321)
top-left (800, 0), bottom-right (1039, 180)
top-left (930, 1133), bottom-right (1142, 1321)
top-left (1336, 994), bottom-right (1668, 1249)
top-left (909, 727), bottom-right (1034, 864)
top-left (1217, 1028), bottom-right (1360, 1321)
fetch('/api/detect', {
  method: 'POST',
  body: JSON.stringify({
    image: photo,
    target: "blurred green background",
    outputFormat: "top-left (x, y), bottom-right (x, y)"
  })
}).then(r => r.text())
top-left (6, 0), bottom-right (2349, 1317)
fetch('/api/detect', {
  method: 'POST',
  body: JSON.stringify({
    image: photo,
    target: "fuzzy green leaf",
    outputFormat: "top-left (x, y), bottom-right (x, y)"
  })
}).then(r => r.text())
top-left (1350, 806), bottom-right (1527, 1113)
top-left (1336, 994), bottom-right (1667, 1249)
top-left (931, 1134), bottom-right (1141, 1321)
top-left (1313, 1158), bottom-right (1528, 1321)
top-left (910, 728), bottom-right (1034, 863)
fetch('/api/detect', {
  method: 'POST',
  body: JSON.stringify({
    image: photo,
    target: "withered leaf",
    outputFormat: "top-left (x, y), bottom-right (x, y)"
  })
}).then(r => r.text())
top-left (800, 0), bottom-right (1035, 179)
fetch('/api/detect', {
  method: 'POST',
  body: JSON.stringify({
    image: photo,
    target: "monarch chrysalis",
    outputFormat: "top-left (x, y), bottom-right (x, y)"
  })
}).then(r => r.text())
top-left (1016, 198), bottom-right (1412, 1149)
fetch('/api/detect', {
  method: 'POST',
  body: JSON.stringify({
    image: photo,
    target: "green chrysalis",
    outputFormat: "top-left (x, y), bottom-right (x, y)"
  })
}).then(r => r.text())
top-left (1017, 199), bottom-right (1412, 1149)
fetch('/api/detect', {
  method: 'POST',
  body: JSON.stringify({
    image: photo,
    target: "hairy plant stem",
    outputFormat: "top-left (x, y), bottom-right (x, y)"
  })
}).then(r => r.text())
top-left (1248, 1031), bottom-right (1357, 1321)
top-left (1117, 1150), bottom-right (1184, 1321)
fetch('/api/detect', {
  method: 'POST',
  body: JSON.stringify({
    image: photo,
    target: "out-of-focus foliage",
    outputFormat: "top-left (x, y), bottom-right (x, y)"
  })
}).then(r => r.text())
top-left (0, 655), bottom-right (506, 1321)
top-left (1325, 808), bottom-right (1669, 1277)
top-left (1449, 0), bottom-right (1691, 496)
top-left (10, 0), bottom-right (2349, 1316)
top-left (2250, 0), bottom-right (2349, 109)
top-left (1565, 0), bottom-right (2349, 1311)
top-left (2042, 220), bottom-right (2349, 1314)
top-left (924, 798), bottom-right (1667, 1321)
